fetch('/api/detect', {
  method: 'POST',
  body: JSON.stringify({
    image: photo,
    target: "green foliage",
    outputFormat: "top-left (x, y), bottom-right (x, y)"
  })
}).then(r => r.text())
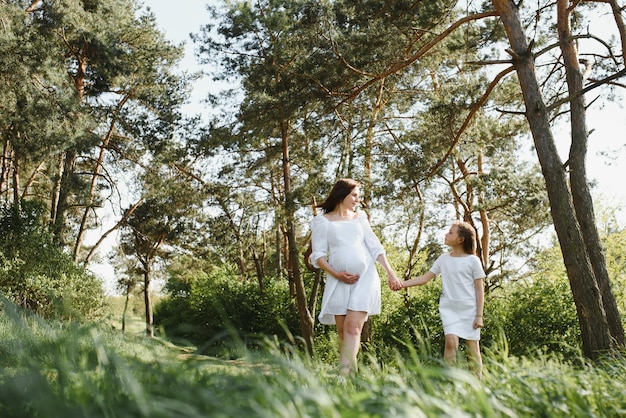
top-left (1, 298), bottom-right (626, 418)
top-left (1, 0), bottom-right (188, 263)
top-left (194, 0), bottom-right (553, 293)
top-left (500, 244), bottom-right (581, 355)
top-left (604, 229), bottom-right (626, 314)
top-left (155, 235), bottom-right (598, 363)
top-left (367, 241), bottom-right (589, 361)
top-left (489, 275), bottom-right (581, 358)
top-left (154, 265), bottom-right (300, 355)
top-left (485, 350), bottom-right (626, 417)
top-left (0, 201), bottom-right (105, 320)
top-left (373, 282), bottom-right (446, 361)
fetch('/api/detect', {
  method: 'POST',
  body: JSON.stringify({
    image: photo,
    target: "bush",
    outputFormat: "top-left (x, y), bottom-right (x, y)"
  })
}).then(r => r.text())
top-left (372, 281), bottom-right (445, 362)
top-left (371, 263), bottom-right (580, 362)
top-left (489, 275), bottom-right (580, 357)
top-left (155, 243), bottom-right (598, 364)
top-left (154, 265), bottom-right (301, 355)
top-left (0, 201), bottom-right (105, 320)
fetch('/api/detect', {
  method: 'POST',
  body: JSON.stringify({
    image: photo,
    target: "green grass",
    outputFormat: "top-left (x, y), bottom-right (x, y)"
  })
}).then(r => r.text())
top-left (105, 295), bottom-right (160, 336)
top-left (0, 298), bottom-right (625, 417)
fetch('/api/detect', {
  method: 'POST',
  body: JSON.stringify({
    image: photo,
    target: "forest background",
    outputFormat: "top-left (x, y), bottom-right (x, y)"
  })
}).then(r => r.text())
top-left (2, 0), bottom-right (626, 392)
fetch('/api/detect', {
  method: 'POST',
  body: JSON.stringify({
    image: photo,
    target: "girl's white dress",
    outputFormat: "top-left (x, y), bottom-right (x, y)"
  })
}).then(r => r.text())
top-left (430, 253), bottom-right (485, 340)
top-left (309, 212), bottom-right (385, 325)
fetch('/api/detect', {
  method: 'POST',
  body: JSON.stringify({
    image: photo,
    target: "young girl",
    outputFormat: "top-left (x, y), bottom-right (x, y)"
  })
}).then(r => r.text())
top-left (397, 221), bottom-right (485, 378)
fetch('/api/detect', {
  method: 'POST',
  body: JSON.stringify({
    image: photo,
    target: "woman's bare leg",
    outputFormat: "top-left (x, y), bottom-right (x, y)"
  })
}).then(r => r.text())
top-left (335, 315), bottom-right (346, 367)
top-left (336, 310), bottom-right (367, 373)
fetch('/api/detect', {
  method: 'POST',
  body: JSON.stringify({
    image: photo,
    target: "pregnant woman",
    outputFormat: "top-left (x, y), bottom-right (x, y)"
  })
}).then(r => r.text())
top-left (309, 178), bottom-right (402, 374)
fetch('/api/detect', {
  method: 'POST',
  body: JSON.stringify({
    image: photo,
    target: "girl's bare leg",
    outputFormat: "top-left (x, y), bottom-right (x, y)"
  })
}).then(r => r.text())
top-left (443, 334), bottom-right (459, 365)
top-left (465, 339), bottom-right (483, 379)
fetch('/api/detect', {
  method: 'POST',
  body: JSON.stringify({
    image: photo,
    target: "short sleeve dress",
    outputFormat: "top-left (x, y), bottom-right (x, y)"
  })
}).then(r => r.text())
top-left (430, 253), bottom-right (485, 341)
top-left (309, 212), bottom-right (385, 325)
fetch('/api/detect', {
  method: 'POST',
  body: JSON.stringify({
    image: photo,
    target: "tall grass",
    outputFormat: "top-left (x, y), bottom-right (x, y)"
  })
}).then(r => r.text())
top-left (0, 298), bottom-right (625, 417)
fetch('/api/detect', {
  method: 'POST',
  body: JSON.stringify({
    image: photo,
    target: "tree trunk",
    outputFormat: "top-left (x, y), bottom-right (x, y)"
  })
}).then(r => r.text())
top-left (275, 226), bottom-right (282, 278)
top-left (360, 79), bottom-right (387, 344)
top-left (143, 260), bottom-right (154, 338)
top-left (52, 150), bottom-right (77, 246)
top-left (252, 246), bottom-right (265, 292)
top-left (11, 149), bottom-right (20, 207)
top-left (557, 0), bottom-right (624, 346)
top-left (308, 269), bottom-right (322, 315)
top-left (455, 155), bottom-right (490, 268)
top-left (122, 286), bottom-right (130, 333)
top-left (405, 183), bottom-right (425, 279)
top-left (492, 0), bottom-right (613, 358)
top-left (306, 202), bottom-right (322, 316)
top-left (217, 197), bottom-right (247, 276)
top-left (476, 152), bottom-right (491, 269)
top-left (362, 79), bottom-right (386, 211)
top-left (49, 152), bottom-right (64, 226)
top-left (0, 138), bottom-right (10, 201)
top-left (22, 160), bottom-right (45, 200)
top-left (281, 117), bottom-right (314, 356)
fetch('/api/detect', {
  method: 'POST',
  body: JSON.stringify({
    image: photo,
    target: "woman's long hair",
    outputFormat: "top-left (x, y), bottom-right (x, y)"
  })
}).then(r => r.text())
top-left (454, 221), bottom-right (477, 255)
top-left (317, 178), bottom-right (360, 213)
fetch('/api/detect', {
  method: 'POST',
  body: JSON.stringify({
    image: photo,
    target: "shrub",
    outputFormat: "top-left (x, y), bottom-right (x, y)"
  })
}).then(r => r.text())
top-left (155, 242), bottom-right (600, 364)
top-left (371, 263), bottom-right (580, 362)
top-left (0, 201), bottom-right (105, 320)
top-left (154, 265), bottom-right (300, 355)
top-left (490, 275), bottom-right (580, 357)
top-left (372, 281), bottom-right (445, 362)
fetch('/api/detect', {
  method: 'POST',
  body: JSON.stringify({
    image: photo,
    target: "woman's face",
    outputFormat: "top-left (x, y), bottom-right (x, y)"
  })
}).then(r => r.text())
top-left (340, 186), bottom-right (360, 211)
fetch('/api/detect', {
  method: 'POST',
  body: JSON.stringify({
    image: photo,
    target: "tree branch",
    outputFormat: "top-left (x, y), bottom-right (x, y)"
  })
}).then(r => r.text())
top-left (425, 65), bottom-right (516, 178)
top-left (333, 10), bottom-right (500, 108)
top-left (547, 67), bottom-right (626, 111)
top-left (83, 197), bottom-right (145, 265)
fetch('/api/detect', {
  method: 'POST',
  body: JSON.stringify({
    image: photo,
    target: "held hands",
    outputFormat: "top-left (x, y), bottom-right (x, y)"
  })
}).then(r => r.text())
top-left (387, 274), bottom-right (403, 291)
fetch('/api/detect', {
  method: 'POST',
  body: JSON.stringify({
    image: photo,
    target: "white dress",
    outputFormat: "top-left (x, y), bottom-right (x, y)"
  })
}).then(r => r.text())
top-left (430, 253), bottom-right (485, 340)
top-left (309, 212), bottom-right (385, 325)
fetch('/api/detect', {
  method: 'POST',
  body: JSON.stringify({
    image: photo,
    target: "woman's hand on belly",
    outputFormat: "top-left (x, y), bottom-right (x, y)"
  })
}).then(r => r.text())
top-left (315, 256), bottom-right (359, 284)
top-left (333, 271), bottom-right (360, 284)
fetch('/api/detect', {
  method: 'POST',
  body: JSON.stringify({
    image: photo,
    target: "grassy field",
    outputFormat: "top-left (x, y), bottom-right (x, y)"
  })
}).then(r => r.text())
top-left (1, 298), bottom-right (625, 417)
top-left (105, 294), bottom-right (159, 336)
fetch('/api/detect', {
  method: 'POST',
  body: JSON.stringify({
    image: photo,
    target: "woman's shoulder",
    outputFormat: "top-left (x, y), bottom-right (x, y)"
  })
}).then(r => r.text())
top-left (354, 211), bottom-right (371, 223)
top-left (311, 213), bottom-right (328, 227)
top-left (320, 210), bottom-right (361, 223)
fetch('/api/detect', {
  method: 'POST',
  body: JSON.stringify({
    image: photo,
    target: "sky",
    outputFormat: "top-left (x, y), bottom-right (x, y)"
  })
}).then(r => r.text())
top-left (145, 1), bottom-right (221, 117)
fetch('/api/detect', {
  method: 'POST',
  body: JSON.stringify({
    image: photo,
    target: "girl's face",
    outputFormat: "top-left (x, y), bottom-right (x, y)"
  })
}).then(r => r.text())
top-left (444, 225), bottom-right (462, 247)
top-left (340, 186), bottom-right (360, 211)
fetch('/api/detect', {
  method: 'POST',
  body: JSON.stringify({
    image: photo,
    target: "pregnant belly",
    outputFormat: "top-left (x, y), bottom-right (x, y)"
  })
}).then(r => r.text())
top-left (330, 246), bottom-right (369, 275)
